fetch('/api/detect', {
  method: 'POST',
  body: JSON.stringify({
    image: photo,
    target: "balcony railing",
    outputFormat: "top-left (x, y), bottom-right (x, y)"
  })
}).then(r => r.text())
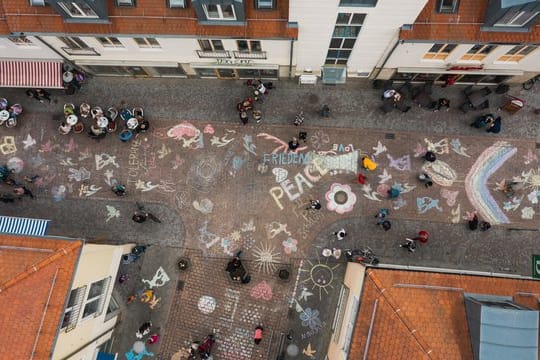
top-left (196, 50), bottom-right (231, 59)
top-left (233, 51), bottom-right (267, 60)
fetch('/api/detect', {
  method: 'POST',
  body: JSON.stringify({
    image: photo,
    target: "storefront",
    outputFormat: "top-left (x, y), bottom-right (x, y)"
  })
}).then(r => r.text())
top-left (76, 61), bottom-right (188, 78)
top-left (191, 60), bottom-right (279, 80)
top-left (389, 67), bottom-right (523, 85)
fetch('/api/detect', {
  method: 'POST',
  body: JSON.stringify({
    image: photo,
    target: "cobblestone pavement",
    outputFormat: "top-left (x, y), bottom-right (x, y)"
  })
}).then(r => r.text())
top-left (0, 77), bottom-right (539, 359)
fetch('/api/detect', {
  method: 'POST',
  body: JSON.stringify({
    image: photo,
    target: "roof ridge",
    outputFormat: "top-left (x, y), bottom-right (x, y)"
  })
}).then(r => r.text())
top-left (0, 241), bottom-right (82, 293)
top-left (366, 269), bottom-right (435, 358)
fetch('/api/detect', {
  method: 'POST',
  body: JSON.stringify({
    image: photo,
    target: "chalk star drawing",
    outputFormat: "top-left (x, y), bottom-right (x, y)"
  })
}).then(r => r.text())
top-left (22, 134), bottom-right (36, 150)
top-left (302, 258), bottom-right (340, 300)
top-left (243, 134), bottom-right (257, 156)
top-left (95, 153), bottom-right (119, 170)
top-left (60, 158), bottom-right (77, 166)
top-left (68, 167), bottom-right (91, 182)
top-left (523, 149), bottom-right (538, 165)
top-left (387, 154), bottom-right (411, 171)
top-left (424, 137), bottom-right (449, 154)
top-left (298, 287), bottom-right (314, 302)
top-left (79, 184), bottom-right (101, 197)
top-left (105, 205), bottom-right (120, 222)
top-left (372, 141), bottom-right (387, 156)
top-left (520, 168), bottom-right (540, 192)
top-left (303, 343), bottom-right (316, 358)
top-left (142, 266), bottom-right (170, 289)
top-left (253, 242), bottom-right (281, 274)
top-left (417, 197), bottom-right (443, 214)
top-left (228, 230), bottom-right (241, 242)
top-left (378, 168), bottom-right (392, 184)
top-left (157, 143), bottom-right (172, 159)
top-left (38, 140), bottom-right (53, 153)
top-left (135, 180), bottom-right (160, 192)
top-left (64, 138), bottom-right (77, 153)
top-left (450, 138), bottom-right (471, 157)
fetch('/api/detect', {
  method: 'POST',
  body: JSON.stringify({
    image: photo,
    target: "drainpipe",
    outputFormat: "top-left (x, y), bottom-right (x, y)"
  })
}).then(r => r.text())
top-left (371, 38), bottom-right (401, 81)
top-left (288, 39), bottom-right (294, 79)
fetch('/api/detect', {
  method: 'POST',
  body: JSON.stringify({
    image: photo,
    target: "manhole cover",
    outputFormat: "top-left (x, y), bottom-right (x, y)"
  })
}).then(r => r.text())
top-left (287, 344), bottom-right (299, 356)
top-left (197, 295), bottom-right (216, 314)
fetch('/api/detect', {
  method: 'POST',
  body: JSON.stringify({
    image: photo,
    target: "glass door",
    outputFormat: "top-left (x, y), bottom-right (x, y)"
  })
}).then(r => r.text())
top-left (217, 68), bottom-right (238, 79)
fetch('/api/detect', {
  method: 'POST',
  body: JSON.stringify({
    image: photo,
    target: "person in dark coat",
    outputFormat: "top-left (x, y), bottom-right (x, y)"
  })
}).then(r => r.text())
top-left (468, 214), bottom-right (479, 230)
top-left (486, 116), bottom-right (501, 134)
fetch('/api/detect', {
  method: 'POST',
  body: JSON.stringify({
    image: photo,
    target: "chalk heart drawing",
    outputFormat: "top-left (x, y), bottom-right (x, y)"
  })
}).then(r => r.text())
top-left (141, 266), bottom-right (170, 289)
top-left (250, 281), bottom-right (273, 300)
top-left (0, 136), bottom-right (16, 155)
top-left (325, 183), bottom-right (357, 214)
top-left (197, 295), bottom-right (217, 314)
top-left (167, 121), bottom-right (202, 148)
top-left (273, 167), bottom-right (288, 183)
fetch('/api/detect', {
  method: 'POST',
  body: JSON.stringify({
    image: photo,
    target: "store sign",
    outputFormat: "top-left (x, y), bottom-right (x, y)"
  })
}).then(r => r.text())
top-left (532, 255), bottom-right (540, 279)
top-left (216, 59), bottom-right (254, 65)
top-left (446, 64), bottom-right (484, 71)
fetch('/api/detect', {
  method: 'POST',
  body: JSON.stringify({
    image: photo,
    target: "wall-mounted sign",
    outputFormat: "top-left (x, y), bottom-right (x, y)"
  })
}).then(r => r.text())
top-left (446, 64), bottom-right (484, 71)
top-left (216, 59), bottom-right (254, 66)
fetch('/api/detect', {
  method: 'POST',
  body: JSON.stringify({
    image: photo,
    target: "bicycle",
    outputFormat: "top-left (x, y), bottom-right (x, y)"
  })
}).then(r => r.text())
top-left (522, 75), bottom-right (540, 91)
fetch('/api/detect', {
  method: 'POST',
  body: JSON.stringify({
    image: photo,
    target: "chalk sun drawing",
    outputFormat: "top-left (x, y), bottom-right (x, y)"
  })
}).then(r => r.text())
top-left (302, 258), bottom-right (340, 300)
top-left (465, 141), bottom-right (517, 224)
top-left (253, 242), bottom-right (281, 274)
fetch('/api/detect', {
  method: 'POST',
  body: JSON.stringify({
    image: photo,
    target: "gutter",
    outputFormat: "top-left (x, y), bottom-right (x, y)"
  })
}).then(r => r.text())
top-left (289, 39), bottom-right (294, 79)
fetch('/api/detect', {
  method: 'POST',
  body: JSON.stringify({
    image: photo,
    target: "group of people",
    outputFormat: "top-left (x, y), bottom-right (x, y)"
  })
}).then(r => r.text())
top-left (236, 79), bottom-right (273, 125)
top-left (0, 166), bottom-right (36, 203)
top-left (470, 113), bottom-right (502, 133)
top-left (26, 88), bottom-right (52, 104)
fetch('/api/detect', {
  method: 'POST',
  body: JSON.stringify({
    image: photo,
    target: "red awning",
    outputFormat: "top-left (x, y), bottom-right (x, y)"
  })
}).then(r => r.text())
top-left (0, 60), bottom-right (63, 89)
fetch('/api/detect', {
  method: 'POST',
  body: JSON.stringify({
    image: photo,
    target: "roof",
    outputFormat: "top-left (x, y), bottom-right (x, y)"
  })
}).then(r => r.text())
top-left (400, 0), bottom-right (540, 43)
top-left (349, 268), bottom-right (540, 360)
top-left (0, 234), bottom-right (82, 360)
top-left (0, 0), bottom-right (297, 39)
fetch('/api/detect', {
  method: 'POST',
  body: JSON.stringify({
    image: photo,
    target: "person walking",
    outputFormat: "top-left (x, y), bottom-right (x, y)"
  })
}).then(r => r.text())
top-left (399, 238), bottom-right (417, 252)
top-left (254, 325), bottom-right (264, 345)
top-left (288, 137), bottom-right (299, 151)
top-left (468, 213), bottom-right (479, 230)
top-left (112, 184), bottom-right (126, 196)
top-left (486, 116), bottom-right (501, 134)
top-left (361, 156), bottom-right (377, 171)
top-left (379, 220), bottom-right (392, 231)
top-left (375, 208), bottom-right (389, 225)
top-left (307, 199), bottom-right (321, 210)
top-left (136, 321), bottom-right (152, 338)
top-left (480, 221), bottom-right (491, 231)
top-left (132, 211), bottom-right (148, 223)
top-left (36, 88), bottom-right (51, 103)
top-left (434, 98), bottom-right (450, 112)
top-left (422, 151), bottom-right (436, 162)
top-left (334, 228), bottom-right (347, 241)
top-left (13, 186), bottom-right (34, 199)
top-left (25, 89), bottom-right (41, 102)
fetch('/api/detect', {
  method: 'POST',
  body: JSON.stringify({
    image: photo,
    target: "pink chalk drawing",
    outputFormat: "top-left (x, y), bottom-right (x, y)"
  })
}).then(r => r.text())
top-left (257, 133), bottom-right (308, 154)
top-left (203, 124), bottom-right (215, 134)
top-left (39, 140), bottom-right (54, 153)
top-left (325, 183), bottom-right (357, 214)
top-left (167, 121), bottom-right (203, 148)
top-left (282, 237), bottom-right (298, 254)
top-left (440, 189), bottom-right (459, 207)
top-left (250, 281), bottom-right (273, 300)
top-left (376, 183), bottom-right (391, 197)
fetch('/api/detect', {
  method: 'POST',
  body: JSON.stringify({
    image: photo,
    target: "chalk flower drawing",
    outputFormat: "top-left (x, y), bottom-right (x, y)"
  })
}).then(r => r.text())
top-left (325, 183), bottom-right (357, 214)
top-left (282, 237), bottom-right (298, 254)
top-left (300, 308), bottom-right (322, 330)
top-left (521, 206), bottom-right (535, 220)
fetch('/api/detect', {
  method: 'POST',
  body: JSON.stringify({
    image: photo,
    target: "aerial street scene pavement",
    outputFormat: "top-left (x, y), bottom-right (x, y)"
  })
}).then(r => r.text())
top-left (1, 0), bottom-right (540, 360)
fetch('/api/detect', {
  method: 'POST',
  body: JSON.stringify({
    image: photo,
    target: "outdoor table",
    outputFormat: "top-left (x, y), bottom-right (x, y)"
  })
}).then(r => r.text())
top-left (0, 110), bottom-right (9, 121)
top-left (127, 117), bottom-right (139, 130)
top-left (466, 91), bottom-right (488, 108)
top-left (62, 71), bottom-right (74, 83)
top-left (97, 116), bottom-right (109, 128)
top-left (66, 114), bottom-right (78, 126)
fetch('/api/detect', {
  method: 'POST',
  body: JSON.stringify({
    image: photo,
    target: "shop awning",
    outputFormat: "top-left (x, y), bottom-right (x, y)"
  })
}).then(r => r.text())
top-left (0, 215), bottom-right (50, 236)
top-left (0, 60), bottom-right (64, 89)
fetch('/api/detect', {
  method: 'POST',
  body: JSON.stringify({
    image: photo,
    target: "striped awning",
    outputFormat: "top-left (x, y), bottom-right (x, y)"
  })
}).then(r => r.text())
top-left (0, 216), bottom-right (50, 236)
top-left (0, 60), bottom-right (63, 89)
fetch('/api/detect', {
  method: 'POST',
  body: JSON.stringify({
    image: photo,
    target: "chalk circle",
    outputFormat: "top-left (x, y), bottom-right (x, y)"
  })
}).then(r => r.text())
top-left (7, 157), bottom-right (24, 173)
top-left (198, 295), bottom-right (216, 314)
top-left (287, 344), bottom-right (299, 356)
top-left (310, 263), bottom-right (333, 287)
top-left (334, 190), bottom-right (348, 204)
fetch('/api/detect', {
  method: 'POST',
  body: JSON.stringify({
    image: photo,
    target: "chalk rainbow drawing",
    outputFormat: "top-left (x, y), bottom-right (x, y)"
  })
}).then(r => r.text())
top-left (465, 141), bottom-right (517, 224)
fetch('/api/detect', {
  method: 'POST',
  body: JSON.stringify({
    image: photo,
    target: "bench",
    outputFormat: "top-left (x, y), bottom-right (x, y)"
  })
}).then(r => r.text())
top-left (299, 74), bottom-right (317, 85)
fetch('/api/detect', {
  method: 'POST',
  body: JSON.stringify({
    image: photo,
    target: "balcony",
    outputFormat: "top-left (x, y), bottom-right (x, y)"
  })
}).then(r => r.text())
top-left (233, 51), bottom-right (267, 60)
top-left (196, 50), bottom-right (231, 59)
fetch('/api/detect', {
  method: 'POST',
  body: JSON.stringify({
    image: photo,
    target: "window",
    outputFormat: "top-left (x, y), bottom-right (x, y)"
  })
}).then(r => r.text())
top-left (327, 13), bottom-right (364, 65)
top-left (116, 0), bottom-right (135, 6)
top-left (255, 0), bottom-right (274, 9)
top-left (96, 37), bottom-right (123, 48)
top-left (57, 2), bottom-right (98, 18)
top-left (436, 0), bottom-right (459, 14)
top-left (460, 44), bottom-right (496, 61)
top-left (82, 278), bottom-right (110, 319)
top-left (61, 286), bottom-right (86, 330)
top-left (134, 37), bottom-right (161, 48)
top-left (203, 4), bottom-right (235, 20)
top-left (498, 45), bottom-right (537, 62)
top-left (168, 0), bottom-right (185, 8)
top-left (59, 36), bottom-right (89, 49)
top-left (237, 40), bottom-right (262, 52)
top-left (495, 10), bottom-right (540, 27)
top-left (198, 39), bottom-right (224, 51)
top-left (8, 36), bottom-right (35, 47)
top-left (154, 66), bottom-right (187, 77)
top-left (29, 0), bottom-right (46, 5)
top-left (423, 43), bottom-right (457, 60)
top-left (339, 0), bottom-right (377, 6)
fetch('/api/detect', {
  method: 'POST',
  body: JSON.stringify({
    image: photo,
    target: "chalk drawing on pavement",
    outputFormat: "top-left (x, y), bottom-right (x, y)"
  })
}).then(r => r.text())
top-left (7, 157), bottom-right (24, 173)
top-left (142, 266), bottom-right (171, 289)
top-left (0, 136), bottom-right (17, 154)
top-left (167, 121), bottom-right (203, 149)
top-left (422, 160), bottom-right (457, 187)
top-left (105, 205), bottom-right (120, 222)
top-left (282, 237), bottom-right (298, 254)
top-left (387, 154), bottom-right (411, 171)
top-left (272, 168), bottom-right (288, 183)
top-left (417, 197), bottom-right (443, 214)
top-left (253, 242), bottom-right (281, 274)
top-left (78, 184), bottom-right (101, 197)
top-left (309, 130), bottom-right (330, 150)
top-left (522, 207), bottom-right (535, 219)
top-left (424, 137), bottom-right (449, 154)
top-left (451, 204), bottom-right (461, 224)
top-left (193, 198), bottom-right (214, 214)
top-left (210, 129), bottom-right (236, 147)
top-left (198, 295), bottom-right (216, 314)
top-left (378, 168), bottom-right (392, 184)
top-left (175, 190), bottom-right (190, 210)
top-left (465, 141), bottom-right (517, 224)
top-left (22, 134), bottom-right (36, 150)
top-left (68, 167), bottom-right (91, 182)
top-left (95, 153), bottom-right (119, 170)
top-left (298, 287), bottom-right (314, 302)
top-left (243, 134), bottom-right (257, 156)
top-left (257, 132), bottom-right (308, 154)
top-left (523, 149), bottom-right (538, 165)
top-left (187, 155), bottom-right (221, 193)
top-left (299, 307), bottom-right (322, 331)
top-left (266, 222), bottom-right (291, 239)
top-left (361, 183), bottom-right (382, 201)
top-left (302, 259), bottom-right (340, 300)
top-left (325, 183), bottom-right (357, 214)
top-left (440, 189), bottom-right (459, 207)
top-left (450, 138), bottom-right (471, 157)
top-left (309, 151), bottom-right (358, 174)
top-left (250, 281), bottom-right (273, 300)
top-left (303, 343), bottom-right (317, 358)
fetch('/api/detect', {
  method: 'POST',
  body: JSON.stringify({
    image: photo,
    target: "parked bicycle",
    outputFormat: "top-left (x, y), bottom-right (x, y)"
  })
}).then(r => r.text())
top-left (344, 247), bottom-right (380, 265)
top-left (522, 75), bottom-right (540, 91)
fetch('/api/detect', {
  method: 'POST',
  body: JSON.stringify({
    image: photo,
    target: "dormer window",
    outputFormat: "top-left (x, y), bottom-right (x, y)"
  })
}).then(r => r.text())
top-left (495, 9), bottom-right (540, 27)
top-left (58, 1), bottom-right (98, 18)
top-left (203, 4), bottom-right (235, 20)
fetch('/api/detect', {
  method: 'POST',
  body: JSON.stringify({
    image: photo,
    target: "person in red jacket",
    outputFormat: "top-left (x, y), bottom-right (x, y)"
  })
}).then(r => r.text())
top-left (254, 324), bottom-right (264, 345)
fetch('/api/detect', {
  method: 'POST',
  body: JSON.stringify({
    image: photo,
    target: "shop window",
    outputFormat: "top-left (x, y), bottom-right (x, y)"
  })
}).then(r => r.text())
top-left (498, 45), bottom-right (537, 62)
top-left (195, 68), bottom-right (217, 77)
top-left (134, 37), bottom-right (161, 48)
top-left (96, 37), bottom-right (124, 48)
top-left (154, 66), bottom-right (187, 77)
top-left (423, 43), bottom-right (456, 60)
top-left (460, 44), bottom-right (496, 61)
top-left (255, 0), bottom-right (274, 9)
top-left (61, 286), bottom-right (86, 331)
top-left (60, 36), bottom-right (89, 49)
top-left (203, 4), bottom-right (235, 20)
top-left (436, 0), bottom-right (459, 14)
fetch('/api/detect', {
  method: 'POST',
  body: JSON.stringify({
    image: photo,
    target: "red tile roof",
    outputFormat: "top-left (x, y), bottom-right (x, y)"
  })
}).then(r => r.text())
top-left (0, 235), bottom-right (82, 360)
top-left (400, 0), bottom-right (540, 43)
top-left (0, 0), bottom-right (297, 39)
top-left (349, 268), bottom-right (540, 360)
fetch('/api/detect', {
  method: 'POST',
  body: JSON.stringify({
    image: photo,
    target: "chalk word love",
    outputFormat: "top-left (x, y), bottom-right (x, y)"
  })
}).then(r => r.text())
top-left (263, 152), bottom-right (310, 166)
top-left (332, 144), bottom-right (354, 153)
